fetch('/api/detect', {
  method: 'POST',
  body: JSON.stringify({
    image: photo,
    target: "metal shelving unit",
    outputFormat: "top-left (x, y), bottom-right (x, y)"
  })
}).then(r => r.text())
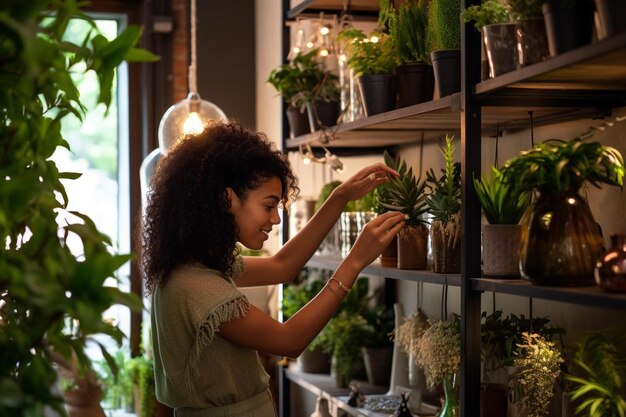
top-left (279, 1), bottom-right (626, 417)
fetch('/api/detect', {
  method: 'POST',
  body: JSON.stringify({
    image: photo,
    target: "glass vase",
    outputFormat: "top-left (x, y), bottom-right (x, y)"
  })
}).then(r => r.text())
top-left (438, 373), bottom-right (459, 417)
top-left (594, 233), bottom-right (626, 292)
top-left (519, 187), bottom-right (603, 285)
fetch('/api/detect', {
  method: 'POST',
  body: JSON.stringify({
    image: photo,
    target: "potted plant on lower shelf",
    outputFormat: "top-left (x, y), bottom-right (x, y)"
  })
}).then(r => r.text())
top-left (473, 166), bottom-right (530, 277)
top-left (564, 331), bottom-right (626, 417)
top-left (282, 275), bottom-right (329, 373)
top-left (426, 135), bottom-right (462, 274)
top-left (510, 332), bottom-right (564, 417)
top-left (381, 151), bottom-right (430, 270)
top-left (361, 305), bottom-right (396, 386)
top-left (500, 134), bottom-right (625, 286)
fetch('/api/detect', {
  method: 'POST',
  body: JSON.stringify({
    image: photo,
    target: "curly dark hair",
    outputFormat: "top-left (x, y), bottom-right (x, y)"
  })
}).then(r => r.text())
top-left (140, 121), bottom-right (299, 293)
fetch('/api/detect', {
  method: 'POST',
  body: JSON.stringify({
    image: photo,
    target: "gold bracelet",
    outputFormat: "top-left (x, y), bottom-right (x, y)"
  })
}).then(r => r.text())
top-left (329, 277), bottom-right (352, 294)
top-left (326, 282), bottom-right (344, 299)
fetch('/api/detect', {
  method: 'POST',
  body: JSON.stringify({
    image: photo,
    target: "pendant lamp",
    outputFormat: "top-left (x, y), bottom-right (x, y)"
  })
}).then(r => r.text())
top-left (157, 0), bottom-right (226, 155)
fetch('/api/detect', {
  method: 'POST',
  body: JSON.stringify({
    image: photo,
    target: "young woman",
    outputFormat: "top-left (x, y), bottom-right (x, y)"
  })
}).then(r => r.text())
top-left (141, 121), bottom-right (406, 417)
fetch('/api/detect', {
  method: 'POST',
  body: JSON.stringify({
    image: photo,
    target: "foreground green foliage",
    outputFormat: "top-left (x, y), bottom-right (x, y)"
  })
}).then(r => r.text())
top-left (565, 332), bottom-right (626, 417)
top-left (0, 1), bottom-right (156, 415)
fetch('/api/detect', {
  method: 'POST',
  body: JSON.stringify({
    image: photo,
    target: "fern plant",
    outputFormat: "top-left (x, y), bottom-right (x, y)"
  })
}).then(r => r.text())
top-left (473, 166), bottom-right (530, 224)
top-left (426, 135), bottom-right (461, 223)
top-left (379, 151), bottom-right (429, 226)
top-left (427, 0), bottom-right (461, 51)
top-left (388, 0), bottom-right (431, 64)
top-left (565, 332), bottom-right (626, 417)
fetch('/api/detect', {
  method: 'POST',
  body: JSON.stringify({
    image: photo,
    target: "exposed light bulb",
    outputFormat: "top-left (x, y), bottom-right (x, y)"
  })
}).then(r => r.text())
top-left (158, 92), bottom-right (226, 154)
top-left (183, 112), bottom-right (204, 135)
top-left (320, 26), bottom-right (330, 35)
top-left (306, 41), bottom-right (314, 48)
top-left (293, 46), bottom-right (301, 54)
top-left (370, 35), bottom-right (379, 43)
top-left (303, 155), bottom-right (312, 165)
top-left (319, 49), bottom-right (329, 57)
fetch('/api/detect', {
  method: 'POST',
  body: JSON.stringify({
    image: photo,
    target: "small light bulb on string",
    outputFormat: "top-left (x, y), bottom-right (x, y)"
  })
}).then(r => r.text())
top-left (157, 0), bottom-right (226, 154)
top-left (320, 25), bottom-right (330, 36)
top-left (370, 35), bottom-right (379, 43)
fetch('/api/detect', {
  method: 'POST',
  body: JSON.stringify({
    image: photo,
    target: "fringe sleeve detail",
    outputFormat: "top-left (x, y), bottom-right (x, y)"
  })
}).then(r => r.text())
top-left (184, 294), bottom-right (250, 391)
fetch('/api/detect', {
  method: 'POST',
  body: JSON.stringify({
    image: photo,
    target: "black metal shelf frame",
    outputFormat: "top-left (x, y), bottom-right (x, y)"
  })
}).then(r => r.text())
top-left (279, 1), bottom-right (626, 416)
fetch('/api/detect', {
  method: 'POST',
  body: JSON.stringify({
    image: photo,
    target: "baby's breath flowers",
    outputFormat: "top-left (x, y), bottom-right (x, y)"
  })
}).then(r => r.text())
top-left (414, 318), bottom-right (461, 388)
top-left (511, 332), bottom-right (564, 417)
top-left (393, 309), bottom-right (430, 357)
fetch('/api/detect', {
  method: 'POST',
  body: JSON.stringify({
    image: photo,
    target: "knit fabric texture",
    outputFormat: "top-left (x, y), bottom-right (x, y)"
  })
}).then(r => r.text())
top-left (151, 256), bottom-right (270, 409)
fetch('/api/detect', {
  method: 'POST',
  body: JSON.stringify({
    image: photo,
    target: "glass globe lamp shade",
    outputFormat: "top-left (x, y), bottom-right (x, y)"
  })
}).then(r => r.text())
top-left (158, 92), bottom-right (227, 154)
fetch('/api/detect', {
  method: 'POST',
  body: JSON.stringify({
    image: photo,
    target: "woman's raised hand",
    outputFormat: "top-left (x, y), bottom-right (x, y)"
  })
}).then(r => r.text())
top-left (345, 211), bottom-right (406, 270)
top-left (333, 163), bottom-right (399, 203)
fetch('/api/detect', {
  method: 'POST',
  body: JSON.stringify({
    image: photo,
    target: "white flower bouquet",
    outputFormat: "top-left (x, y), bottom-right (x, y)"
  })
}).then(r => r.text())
top-left (414, 318), bottom-right (461, 388)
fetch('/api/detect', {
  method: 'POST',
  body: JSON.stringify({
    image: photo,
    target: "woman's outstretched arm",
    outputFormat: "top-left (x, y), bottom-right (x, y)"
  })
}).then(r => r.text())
top-left (219, 211), bottom-right (405, 356)
top-left (236, 163), bottom-right (398, 287)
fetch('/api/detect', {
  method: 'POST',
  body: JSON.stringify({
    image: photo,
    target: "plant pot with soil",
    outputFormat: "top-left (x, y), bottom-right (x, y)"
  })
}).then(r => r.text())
top-left (380, 151), bottom-right (430, 270)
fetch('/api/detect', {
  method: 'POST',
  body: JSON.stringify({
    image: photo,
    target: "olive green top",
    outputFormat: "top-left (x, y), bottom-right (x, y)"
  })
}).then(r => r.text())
top-left (151, 257), bottom-right (270, 409)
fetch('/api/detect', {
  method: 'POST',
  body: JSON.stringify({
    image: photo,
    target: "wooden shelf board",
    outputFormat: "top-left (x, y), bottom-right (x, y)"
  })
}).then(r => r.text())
top-left (475, 32), bottom-right (626, 96)
top-left (471, 277), bottom-right (626, 309)
top-left (285, 104), bottom-right (606, 149)
top-left (307, 255), bottom-right (461, 286)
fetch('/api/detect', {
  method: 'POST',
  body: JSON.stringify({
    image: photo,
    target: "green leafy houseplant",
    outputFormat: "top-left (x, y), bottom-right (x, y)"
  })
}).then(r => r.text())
top-left (565, 332), bottom-right (626, 417)
top-left (501, 137), bottom-right (624, 195)
top-left (0, 2), bottom-right (154, 415)
top-left (388, 0), bottom-right (431, 64)
top-left (500, 135), bottom-right (625, 285)
top-left (267, 49), bottom-right (339, 112)
top-left (380, 150), bottom-right (429, 269)
top-left (504, 0), bottom-right (544, 21)
top-left (462, 0), bottom-right (511, 31)
top-left (127, 355), bottom-right (157, 417)
top-left (282, 279), bottom-right (325, 320)
top-left (337, 28), bottom-right (397, 77)
top-left (473, 166), bottom-right (530, 225)
top-left (426, 135), bottom-right (462, 273)
top-left (511, 332), bottom-right (565, 417)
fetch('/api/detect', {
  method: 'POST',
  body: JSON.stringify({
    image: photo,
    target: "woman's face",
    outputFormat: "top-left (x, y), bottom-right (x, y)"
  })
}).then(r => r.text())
top-left (228, 177), bottom-right (282, 250)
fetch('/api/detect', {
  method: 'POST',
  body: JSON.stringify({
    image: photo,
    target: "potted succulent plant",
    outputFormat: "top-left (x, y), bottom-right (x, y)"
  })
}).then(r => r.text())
top-left (427, 0), bottom-right (462, 97)
top-left (500, 135), bottom-right (624, 286)
top-left (267, 49), bottom-right (340, 136)
top-left (373, 180), bottom-right (399, 267)
top-left (426, 135), bottom-right (462, 274)
top-left (380, 151), bottom-right (430, 270)
top-left (565, 331), bottom-right (626, 417)
top-left (0, 2), bottom-right (150, 415)
top-left (473, 166), bottom-right (530, 277)
top-left (337, 28), bottom-right (398, 116)
top-left (388, 0), bottom-right (435, 107)
top-left (463, 0), bottom-right (516, 78)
